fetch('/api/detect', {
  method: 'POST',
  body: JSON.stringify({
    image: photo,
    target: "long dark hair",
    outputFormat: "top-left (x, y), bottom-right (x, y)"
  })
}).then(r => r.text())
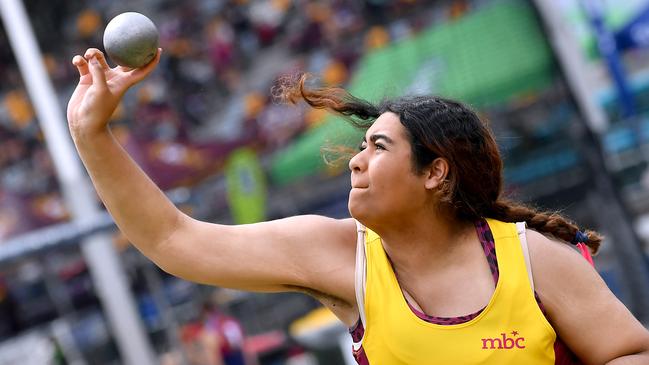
top-left (276, 74), bottom-right (602, 254)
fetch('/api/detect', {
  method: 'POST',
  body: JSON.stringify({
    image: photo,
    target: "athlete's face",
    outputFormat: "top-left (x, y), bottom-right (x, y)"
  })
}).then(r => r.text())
top-left (348, 112), bottom-right (442, 228)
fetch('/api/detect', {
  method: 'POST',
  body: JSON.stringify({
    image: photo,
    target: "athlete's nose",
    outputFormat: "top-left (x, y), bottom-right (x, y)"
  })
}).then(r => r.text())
top-left (349, 150), bottom-right (365, 172)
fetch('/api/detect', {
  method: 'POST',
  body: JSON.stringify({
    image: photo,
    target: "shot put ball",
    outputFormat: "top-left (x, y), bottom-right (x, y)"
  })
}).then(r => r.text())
top-left (103, 12), bottom-right (159, 68)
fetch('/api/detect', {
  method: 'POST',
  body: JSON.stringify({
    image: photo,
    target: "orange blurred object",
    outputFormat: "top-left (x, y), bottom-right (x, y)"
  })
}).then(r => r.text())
top-left (42, 54), bottom-right (58, 76)
top-left (306, 3), bottom-right (332, 23)
top-left (30, 193), bottom-right (70, 222)
top-left (137, 85), bottom-right (153, 104)
top-left (76, 9), bottom-right (102, 38)
top-left (449, 1), bottom-right (469, 19)
top-left (365, 26), bottom-right (390, 50)
top-left (322, 60), bottom-right (348, 86)
top-left (244, 92), bottom-right (266, 119)
top-left (272, 0), bottom-right (291, 12)
top-left (168, 38), bottom-right (193, 57)
top-left (4, 90), bottom-right (34, 128)
top-left (305, 108), bottom-right (327, 128)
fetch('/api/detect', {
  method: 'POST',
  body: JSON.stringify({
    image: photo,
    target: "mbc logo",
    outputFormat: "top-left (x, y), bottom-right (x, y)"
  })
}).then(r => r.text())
top-left (481, 331), bottom-right (526, 349)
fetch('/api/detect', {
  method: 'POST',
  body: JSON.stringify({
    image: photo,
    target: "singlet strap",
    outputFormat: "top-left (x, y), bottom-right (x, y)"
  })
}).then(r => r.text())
top-left (353, 220), bottom-right (367, 350)
top-left (516, 221), bottom-right (535, 292)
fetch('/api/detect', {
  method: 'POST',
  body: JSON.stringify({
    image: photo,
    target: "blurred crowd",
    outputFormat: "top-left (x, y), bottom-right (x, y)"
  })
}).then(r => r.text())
top-left (0, 0), bottom-right (459, 240)
top-left (173, 301), bottom-right (249, 365)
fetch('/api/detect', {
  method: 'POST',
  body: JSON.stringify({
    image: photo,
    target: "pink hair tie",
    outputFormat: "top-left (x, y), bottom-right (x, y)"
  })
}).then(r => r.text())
top-left (572, 231), bottom-right (594, 267)
top-left (576, 242), bottom-right (595, 267)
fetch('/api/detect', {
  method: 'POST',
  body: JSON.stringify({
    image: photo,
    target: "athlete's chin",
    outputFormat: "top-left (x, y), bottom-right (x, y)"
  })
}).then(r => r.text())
top-left (348, 194), bottom-right (370, 221)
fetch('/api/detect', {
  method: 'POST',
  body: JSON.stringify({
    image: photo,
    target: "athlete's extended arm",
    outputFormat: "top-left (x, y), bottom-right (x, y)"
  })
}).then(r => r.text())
top-left (67, 49), bottom-right (357, 308)
top-left (527, 230), bottom-right (649, 365)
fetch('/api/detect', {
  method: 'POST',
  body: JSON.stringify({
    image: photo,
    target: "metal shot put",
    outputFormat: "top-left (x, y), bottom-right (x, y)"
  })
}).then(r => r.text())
top-left (103, 12), bottom-right (158, 69)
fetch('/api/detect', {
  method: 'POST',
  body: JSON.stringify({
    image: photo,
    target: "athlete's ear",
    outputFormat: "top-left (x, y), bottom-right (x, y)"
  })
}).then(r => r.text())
top-left (424, 157), bottom-right (448, 190)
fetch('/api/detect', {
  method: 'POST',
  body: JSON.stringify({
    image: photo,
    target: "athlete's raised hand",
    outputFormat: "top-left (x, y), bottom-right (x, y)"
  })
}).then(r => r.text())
top-left (67, 47), bottom-right (161, 137)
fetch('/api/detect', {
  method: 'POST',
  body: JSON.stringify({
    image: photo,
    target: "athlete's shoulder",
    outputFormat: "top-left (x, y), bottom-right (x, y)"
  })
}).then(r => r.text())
top-left (524, 230), bottom-right (649, 364)
top-left (525, 228), bottom-right (585, 269)
top-left (525, 228), bottom-right (601, 312)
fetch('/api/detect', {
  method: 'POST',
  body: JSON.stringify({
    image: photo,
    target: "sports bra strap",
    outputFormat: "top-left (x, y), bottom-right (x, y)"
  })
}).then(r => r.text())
top-left (516, 222), bottom-right (535, 292)
top-left (353, 220), bottom-right (367, 350)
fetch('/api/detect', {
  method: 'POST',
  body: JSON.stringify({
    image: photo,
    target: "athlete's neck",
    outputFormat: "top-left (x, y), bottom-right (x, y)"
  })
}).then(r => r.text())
top-left (376, 210), bottom-right (476, 277)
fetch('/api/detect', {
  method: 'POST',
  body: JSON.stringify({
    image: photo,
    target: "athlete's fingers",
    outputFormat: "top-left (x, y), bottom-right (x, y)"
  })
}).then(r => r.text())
top-left (126, 48), bottom-right (162, 85)
top-left (88, 56), bottom-right (107, 88)
top-left (84, 48), bottom-right (110, 70)
top-left (72, 55), bottom-right (89, 77)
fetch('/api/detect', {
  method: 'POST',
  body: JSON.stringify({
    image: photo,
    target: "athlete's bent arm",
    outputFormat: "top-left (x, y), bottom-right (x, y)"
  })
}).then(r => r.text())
top-left (527, 230), bottom-right (649, 365)
top-left (67, 48), bottom-right (358, 320)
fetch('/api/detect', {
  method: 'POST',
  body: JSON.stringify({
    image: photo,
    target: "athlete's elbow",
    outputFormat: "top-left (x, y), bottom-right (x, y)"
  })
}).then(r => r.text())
top-left (143, 215), bottom-right (196, 277)
top-left (604, 340), bottom-right (649, 364)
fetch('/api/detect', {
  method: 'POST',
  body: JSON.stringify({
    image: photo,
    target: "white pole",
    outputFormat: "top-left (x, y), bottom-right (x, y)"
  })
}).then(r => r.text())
top-left (0, 1), bottom-right (157, 364)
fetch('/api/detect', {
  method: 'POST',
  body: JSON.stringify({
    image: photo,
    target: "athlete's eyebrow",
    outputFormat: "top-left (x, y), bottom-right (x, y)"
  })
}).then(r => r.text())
top-left (362, 133), bottom-right (394, 144)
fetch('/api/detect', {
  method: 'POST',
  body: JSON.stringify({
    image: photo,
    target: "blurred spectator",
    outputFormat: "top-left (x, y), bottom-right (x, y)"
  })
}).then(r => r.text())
top-left (180, 320), bottom-right (214, 365)
top-left (201, 302), bottom-right (248, 365)
top-left (178, 301), bottom-right (250, 365)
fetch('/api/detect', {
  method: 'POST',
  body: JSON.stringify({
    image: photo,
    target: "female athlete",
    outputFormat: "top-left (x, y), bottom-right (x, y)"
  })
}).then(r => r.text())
top-left (67, 48), bottom-right (649, 364)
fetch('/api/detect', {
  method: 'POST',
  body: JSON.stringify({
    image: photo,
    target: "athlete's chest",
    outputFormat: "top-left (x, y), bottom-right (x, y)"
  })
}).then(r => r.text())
top-left (364, 300), bottom-right (555, 365)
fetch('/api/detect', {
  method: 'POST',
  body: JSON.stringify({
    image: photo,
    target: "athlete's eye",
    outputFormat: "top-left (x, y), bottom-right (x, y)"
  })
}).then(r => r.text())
top-left (358, 142), bottom-right (367, 151)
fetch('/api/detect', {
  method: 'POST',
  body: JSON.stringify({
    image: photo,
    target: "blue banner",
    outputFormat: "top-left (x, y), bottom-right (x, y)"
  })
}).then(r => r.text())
top-left (615, 4), bottom-right (649, 51)
top-left (583, 0), bottom-right (636, 117)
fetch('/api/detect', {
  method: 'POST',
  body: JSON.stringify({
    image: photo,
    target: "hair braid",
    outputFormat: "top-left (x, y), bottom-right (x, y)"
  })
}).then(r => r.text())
top-left (488, 199), bottom-right (602, 254)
